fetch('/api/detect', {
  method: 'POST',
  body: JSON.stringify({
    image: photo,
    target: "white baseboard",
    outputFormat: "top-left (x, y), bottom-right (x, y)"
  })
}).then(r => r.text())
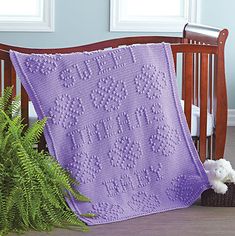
top-left (228, 109), bottom-right (235, 126)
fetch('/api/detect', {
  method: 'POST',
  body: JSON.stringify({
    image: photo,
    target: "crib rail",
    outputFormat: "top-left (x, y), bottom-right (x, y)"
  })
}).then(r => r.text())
top-left (0, 23), bottom-right (228, 163)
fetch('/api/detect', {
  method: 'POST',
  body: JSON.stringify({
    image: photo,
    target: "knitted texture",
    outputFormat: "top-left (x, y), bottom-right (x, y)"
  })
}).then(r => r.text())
top-left (10, 43), bottom-right (209, 225)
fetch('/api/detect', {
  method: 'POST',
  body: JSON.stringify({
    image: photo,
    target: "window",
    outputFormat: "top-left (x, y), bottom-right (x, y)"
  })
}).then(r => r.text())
top-left (110, 0), bottom-right (199, 32)
top-left (0, 0), bottom-right (54, 32)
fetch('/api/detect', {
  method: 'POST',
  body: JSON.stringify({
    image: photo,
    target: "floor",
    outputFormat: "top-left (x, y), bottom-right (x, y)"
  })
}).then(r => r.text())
top-left (13, 127), bottom-right (235, 236)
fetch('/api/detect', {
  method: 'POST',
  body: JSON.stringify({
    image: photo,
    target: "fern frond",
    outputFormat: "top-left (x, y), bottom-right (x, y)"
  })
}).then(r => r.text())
top-left (23, 118), bottom-right (47, 147)
top-left (0, 87), bottom-right (92, 236)
top-left (16, 144), bottom-right (37, 177)
top-left (9, 95), bottom-right (21, 117)
top-left (0, 87), bottom-right (13, 114)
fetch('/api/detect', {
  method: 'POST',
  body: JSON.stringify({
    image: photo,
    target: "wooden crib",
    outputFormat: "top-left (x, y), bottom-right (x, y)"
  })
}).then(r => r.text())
top-left (0, 23), bottom-right (228, 163)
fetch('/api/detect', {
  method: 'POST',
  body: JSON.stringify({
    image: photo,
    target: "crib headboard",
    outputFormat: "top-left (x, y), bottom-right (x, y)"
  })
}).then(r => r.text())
top-left (0, 23), bottom-right (228, 162)
top-left (182, 23), bottom-right (228, 161)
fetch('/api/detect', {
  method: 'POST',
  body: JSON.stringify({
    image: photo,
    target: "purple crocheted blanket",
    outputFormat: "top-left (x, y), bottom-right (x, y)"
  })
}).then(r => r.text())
top-left (10, 43), bottom-right (209, 225)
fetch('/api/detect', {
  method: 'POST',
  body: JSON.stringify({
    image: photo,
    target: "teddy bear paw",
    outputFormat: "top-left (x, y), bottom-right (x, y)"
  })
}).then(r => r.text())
top-left (213, 183), bottom-right (228, 194)
top-left (229, 171), bottom-right (235, 183)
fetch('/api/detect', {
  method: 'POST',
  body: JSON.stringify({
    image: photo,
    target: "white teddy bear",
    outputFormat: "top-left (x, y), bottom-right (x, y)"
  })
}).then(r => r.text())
top-left (204, 159), bottom-right (235, 194)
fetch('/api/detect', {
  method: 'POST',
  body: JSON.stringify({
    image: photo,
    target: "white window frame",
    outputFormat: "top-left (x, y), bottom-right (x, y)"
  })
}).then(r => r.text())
top-left (0, 0), bottom-right (55, 32)
top-left (110, 0), bottom-right (199, 32)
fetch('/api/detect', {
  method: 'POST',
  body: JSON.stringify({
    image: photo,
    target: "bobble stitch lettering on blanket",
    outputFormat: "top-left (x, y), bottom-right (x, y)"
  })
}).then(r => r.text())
top-left (66, 152), bottom-right (102, 184)
top-left (59, 61), bottom-right (92, 87)
top-left (66, 104), bottom-right (167, 150)
top-left (85, 123), bottom-right (103, 144)
top-left (149, 163), bottom-right (163, 181)
top-left (110, 49), bottom-right (126, 69)
top-left (73, 61), bottom-right (93, 80)
top-left (151, 103), bottom-right (165, 122)
top-left (134, 64), bottom-right (167, 100)
top-left (102, 174), bottom-right (134, 197)
top-left (134, 169), bottom-right (151, 188)
top-left (67, 129), bottom-right (86, 149)
top-left (116, 112), bottom-right (132, 133)
top-left (134, 106), bottom-right (150, 127)
top-left (166, 175), bottom-right (197, 203)
top-left (108, 137), bottom-right (142, 170)
top-left (93, 55), bottom-right (112, 75)
top-left (149, 124), bottom-right (181, 157)
top-left (102, 179), bottom-right (121, 197)
top-left (128, 46), bottom-right (137, 63)
top-left (84, 117), bottom-right (118, 144)
top-left (109, 46), bottom-right (137, 68)
top-left (100, 117), bottom-right (117, 138)
top-left (67, 117), bottom-right (117, 149)
top-left (49, 94), bottom-right (84, 129)
top-left (25, 54), bottom-right (62, 75)
top-left (102, 165), bottom-right (164, 197)
top-left (128, 192), bottom-right (161, 213)
top-left (120, 174), bottom-right (135, 192)
top-left (91, 202), bottom-right (124, 221)
top-left (90, 76), bottom-right (128, 112)
top-left (57, 46), bottom-right (136, 88)
top-left (59, 68), bottom-right (76, 88)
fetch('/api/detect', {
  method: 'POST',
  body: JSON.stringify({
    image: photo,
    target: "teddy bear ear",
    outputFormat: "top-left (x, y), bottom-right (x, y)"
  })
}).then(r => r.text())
top-left (217, 159), bottom-right (232, 168)
top-left (203, 159), bottom-right (215, 170)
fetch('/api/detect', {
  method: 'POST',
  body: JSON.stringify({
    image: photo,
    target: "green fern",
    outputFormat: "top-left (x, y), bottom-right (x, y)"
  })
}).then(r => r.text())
top-left (0, 87), bottom-right (92, 236)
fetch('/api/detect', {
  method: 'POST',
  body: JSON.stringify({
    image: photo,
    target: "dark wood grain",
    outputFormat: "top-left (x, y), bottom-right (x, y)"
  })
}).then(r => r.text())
top-left (21, 85), bottom-right (29, 128)
top-left (213, 30), bottom-right (228, 159)
top-left (4, 59), bottom-right (12, 89)
top-left (199, 53), bottom-right (208, 162)
top-left (194, 51), bottom-right (199, 106)
top-left (173, 52), bottom-right (177, 75)
top-left (11, 66), bottom-right (16, 97)
top-left (0, 60), bottom-right (1, 96)
top-left (184, 53), bottom-right (193, 130)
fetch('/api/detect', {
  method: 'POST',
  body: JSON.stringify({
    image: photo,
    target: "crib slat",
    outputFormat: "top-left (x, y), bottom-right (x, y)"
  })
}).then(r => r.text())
top-left (173, 52), bottom-right (177, 75)
top-left (11, 66), bottom-right (16, 97)
top-left (21, 84), bottom-right (29, 129)
top-left (184, 53), bottom-right (193, 130)
top-left (4, 60), bottom-right (12, 89)
top-left (38, 135), bottom-right (47, 152)
top-left (194, 138), bottom-right (198, 149)
top-left (181, 39), bottom-right (189, 100)
top-left (208, 136), bottom-right (213, 159)
top-left (3, 60), bottom-right (13, 112)
top-left (182, 53), bottom-right (185, 100)
top-left (192, 53), bottom-right (195, 104)
top-left (195, 53), bottom-right (199, 106)
top-left (209, 54), bottom-right (213, 113)
top-left (199, 53), bottom-right (208, 162)
top-left (208, 54), bottom-right (213, 159)
top-left (0, 60), bottom-right (2, 96)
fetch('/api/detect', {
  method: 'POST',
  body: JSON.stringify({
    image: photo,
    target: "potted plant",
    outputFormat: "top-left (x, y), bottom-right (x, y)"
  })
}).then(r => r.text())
top-left (0, 87), bottom-right (92, 236)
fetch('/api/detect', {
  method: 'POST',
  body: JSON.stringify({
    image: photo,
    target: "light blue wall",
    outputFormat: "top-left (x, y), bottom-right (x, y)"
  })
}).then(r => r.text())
top-left (199, 0), bottom-right (235, 109)
top-left (0, 0), bottom-right (234, 108)
top-left (0, 0), bottom-right (176, 48)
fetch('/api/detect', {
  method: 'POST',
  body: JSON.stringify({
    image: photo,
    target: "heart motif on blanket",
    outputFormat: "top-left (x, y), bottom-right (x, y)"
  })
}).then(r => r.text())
top-left (25, 54), bottom-right (62, 75)
top-left (90, 76), bottom-right (128, 112)
top-left (128, 191), bottom-right (161, 213)
top-left (166, 175), bottom-right (200, 203)
top-left (66, 152), bottom-right (102, 184)
top-left (49, 94), bottom-right (84, 129)
top-left (149, 125), bottom-right (181, 157)
top-left (90, 202), bottom-right (124, 221)
top-left (108, 137), bottom-right (142, 170)
top-left (134, 64), bottom-right (167, 100)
